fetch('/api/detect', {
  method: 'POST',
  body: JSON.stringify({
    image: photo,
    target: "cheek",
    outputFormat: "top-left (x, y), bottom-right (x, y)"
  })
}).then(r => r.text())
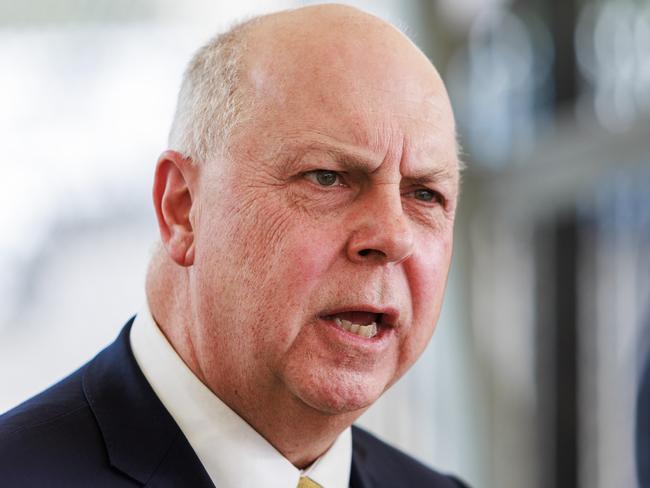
top-left (400, 232), bottom-right (454, 357)
top-left (249, 223), bottom-right (344, 360)
top-left (410, 229), bottom-right (453, 310)
top-left (231, 200), bottom-right (344, 313)
top-left (273, 223), bottom-right (343, 292)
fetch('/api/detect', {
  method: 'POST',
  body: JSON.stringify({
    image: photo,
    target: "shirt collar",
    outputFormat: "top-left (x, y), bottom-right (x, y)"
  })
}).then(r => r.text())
top-left (129, 305), bottom-right (352, 488)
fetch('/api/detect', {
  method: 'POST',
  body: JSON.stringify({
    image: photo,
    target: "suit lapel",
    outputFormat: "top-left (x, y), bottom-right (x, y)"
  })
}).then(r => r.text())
top-left (350, 427), bottom-right (375, 488)
top-left (82, 319), bottom-right (214, 487)
top-left (350, 456), bottom-right (373, 488)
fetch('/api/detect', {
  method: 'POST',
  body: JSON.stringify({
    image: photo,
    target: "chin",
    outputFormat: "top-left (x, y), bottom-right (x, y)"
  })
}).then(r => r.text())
top-left (288, 370), bottom-right (390, 416)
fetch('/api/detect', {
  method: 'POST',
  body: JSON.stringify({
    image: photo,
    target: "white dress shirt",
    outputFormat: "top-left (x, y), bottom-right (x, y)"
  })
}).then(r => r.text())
top-left (129, 305), bottom-right (352, 488)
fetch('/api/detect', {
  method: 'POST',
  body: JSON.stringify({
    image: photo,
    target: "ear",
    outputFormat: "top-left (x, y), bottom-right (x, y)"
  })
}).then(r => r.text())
top-left (152, 150), bottom-right (197, 267)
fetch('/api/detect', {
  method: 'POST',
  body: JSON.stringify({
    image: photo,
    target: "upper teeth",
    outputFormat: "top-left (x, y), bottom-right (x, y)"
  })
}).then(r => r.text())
top-left (334, 318), bottom-right (378, 338)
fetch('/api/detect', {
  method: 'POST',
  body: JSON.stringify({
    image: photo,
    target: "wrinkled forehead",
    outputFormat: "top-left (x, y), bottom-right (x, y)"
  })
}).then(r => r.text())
top-left (234, 10), bottom-right (458, 171)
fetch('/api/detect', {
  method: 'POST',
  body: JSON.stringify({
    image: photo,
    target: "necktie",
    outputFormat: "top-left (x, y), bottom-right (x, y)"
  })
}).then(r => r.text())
top-left (297, 476), bottom-right (322, 488)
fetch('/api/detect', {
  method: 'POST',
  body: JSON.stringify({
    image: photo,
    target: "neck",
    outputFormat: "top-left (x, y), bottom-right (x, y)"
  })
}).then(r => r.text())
top-left (146, 250), bottom-right (206, 384)
top-left (221, 385), bottom-right (361, 468)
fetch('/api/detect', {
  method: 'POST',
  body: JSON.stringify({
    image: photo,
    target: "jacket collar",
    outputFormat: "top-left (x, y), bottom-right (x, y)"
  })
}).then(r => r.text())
top-left (81, 319), bottom-right (214, 487)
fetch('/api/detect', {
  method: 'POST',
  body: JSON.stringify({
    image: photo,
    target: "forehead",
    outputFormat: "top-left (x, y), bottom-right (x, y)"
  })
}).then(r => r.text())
top-left (237, 91), bottom-right (459, 182)
top-left (232, 15), bottom-right (459, 176)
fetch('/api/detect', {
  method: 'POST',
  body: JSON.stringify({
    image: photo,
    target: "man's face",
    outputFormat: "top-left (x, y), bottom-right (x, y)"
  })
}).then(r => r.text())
top-left (188, 22), bottom-right (460, 418)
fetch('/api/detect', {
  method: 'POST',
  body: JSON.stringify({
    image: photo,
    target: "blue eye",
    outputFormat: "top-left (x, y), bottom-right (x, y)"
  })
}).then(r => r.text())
top-left (305, 170), bottom-right (340, 186)
top-left (413, 189), bottom-right (441, 202)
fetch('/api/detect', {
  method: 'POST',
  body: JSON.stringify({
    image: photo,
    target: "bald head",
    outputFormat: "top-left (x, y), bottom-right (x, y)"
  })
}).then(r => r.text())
top-left (244, 4), bottom-right (435, 74)
top-left (167, 4), bottom-right (455, 167)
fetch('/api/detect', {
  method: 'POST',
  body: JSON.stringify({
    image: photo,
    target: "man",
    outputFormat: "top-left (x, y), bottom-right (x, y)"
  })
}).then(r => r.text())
top-left (0, 4), bottom-right (467, 487)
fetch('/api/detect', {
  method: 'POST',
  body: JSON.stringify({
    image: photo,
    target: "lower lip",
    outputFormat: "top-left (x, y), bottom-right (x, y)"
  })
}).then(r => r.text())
top-left (316, 317), bottom-right (393, 351)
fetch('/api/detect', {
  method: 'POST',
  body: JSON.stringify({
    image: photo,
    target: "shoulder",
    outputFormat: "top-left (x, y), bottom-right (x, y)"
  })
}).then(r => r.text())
top-left (351, 425), bottom-right (470, 487)
top-left (0, 366), bottom-right (88, 436)
top-left (0, 360), bottom-right (135, 486)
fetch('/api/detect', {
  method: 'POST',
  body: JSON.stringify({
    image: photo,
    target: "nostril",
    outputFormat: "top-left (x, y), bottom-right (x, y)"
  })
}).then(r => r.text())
top-left (357, 248), bottom-right (387, 259)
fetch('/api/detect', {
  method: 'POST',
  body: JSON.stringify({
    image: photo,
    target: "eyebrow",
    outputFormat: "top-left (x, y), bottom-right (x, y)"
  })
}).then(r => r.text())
top-left (401, 166), bottom-right (458, 185)
top-left (288, 140), bottom-right (459, 183)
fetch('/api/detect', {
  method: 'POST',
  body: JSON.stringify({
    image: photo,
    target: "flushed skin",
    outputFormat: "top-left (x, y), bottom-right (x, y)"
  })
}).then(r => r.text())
top-left (150, 4), bottom-right (460, 468)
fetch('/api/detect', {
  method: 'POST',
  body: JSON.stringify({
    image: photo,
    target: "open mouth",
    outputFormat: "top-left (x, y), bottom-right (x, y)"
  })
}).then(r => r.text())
top-left (321, 310), bottom-right (395, 339)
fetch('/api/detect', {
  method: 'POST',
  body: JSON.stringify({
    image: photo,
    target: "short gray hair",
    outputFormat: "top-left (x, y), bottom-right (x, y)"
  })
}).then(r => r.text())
top-left (168, 18), bottom-right (259, 164)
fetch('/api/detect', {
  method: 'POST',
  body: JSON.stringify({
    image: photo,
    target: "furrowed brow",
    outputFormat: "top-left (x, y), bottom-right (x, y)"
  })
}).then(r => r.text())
top-left (277, 140), bottom-right (378, 174)
top-left (291, 141), bottom-right (381, 173)
top-left (282, 139), bottom-right (460, 183)
top-left (402, 165), bottom-right (458, 186)
top-left (323, 148), bottom-right (378, 173)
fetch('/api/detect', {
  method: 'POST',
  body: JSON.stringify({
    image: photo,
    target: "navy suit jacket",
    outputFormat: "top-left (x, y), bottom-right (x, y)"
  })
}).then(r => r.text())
top-left (638, 350), bottom-right (650, 487)
top-left (0, 319), bottom-right (468, 487)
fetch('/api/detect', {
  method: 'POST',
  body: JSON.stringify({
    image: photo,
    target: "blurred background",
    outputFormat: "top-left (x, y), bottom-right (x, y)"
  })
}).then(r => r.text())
top-left (1, 0), bottom-right (649, 487)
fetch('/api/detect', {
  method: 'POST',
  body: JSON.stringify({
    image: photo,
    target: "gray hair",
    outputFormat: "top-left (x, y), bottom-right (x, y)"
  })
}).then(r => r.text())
top-left (168, 18), bottom-right (259, 164)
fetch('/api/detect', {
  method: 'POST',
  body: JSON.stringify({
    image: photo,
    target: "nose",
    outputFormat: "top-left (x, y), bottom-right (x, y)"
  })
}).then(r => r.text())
top-left (346, 188), bottom-right (415, 265)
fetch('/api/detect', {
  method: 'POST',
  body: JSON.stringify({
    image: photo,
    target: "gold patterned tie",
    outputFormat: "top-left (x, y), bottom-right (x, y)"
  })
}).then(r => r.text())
top-left (297, 476), bottom-right (322, 488)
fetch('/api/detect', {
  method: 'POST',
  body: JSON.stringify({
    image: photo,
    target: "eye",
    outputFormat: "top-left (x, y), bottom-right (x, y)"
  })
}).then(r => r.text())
top-left (304, 170), bottom-right (341, 187)
top-left (413, 188), bottom-right (443, 204)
